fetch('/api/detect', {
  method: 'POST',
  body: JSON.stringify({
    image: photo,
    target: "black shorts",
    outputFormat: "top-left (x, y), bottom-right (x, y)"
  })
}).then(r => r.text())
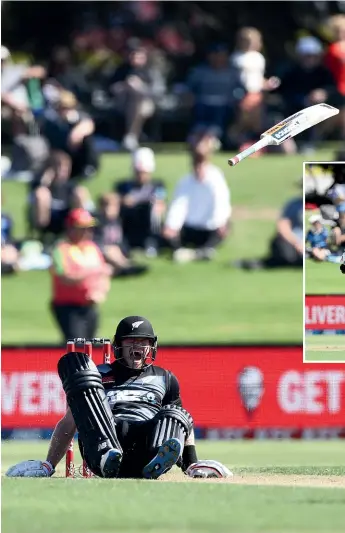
top-left (51, 303), bottom-right (99, 342)
top-left (180, 225), bottom-right (223, 249)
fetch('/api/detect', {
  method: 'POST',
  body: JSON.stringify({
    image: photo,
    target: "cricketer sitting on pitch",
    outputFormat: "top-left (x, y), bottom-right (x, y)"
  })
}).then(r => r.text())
top-left (6, 316), bottom-right (231, 480)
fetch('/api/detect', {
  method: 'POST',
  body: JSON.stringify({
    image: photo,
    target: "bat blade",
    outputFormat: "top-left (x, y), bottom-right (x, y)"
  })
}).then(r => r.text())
top-left (261, 103), bottom-right (339, 145)
top-left (228, 103), bottom-right (339, 167)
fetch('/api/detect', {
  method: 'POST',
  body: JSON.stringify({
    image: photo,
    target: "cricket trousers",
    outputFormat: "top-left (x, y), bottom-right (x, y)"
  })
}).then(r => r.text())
top-left (51, 302), bottom-right (99, 342)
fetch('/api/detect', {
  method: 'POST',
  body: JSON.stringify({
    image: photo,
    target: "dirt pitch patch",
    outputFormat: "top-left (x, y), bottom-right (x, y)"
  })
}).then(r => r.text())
top-left (162, 471), bottom-right (345, 488)
top-left (308, 346), bottom-right (344, 352)
top-left (232, 207), bottom-right (279, 221)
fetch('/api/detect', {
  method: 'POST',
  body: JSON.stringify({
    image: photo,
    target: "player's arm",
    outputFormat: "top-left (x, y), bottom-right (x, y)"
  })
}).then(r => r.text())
top-left (5, 408), bottom-right (76, 478)
top-left (46, 407), bottom-right (77, 468)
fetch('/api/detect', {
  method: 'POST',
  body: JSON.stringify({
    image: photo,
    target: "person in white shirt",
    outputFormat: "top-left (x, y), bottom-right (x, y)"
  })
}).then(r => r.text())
top-left (229, 28), bottom-right (280, 145)
top-left (163, 129), bottom-right (231, 262)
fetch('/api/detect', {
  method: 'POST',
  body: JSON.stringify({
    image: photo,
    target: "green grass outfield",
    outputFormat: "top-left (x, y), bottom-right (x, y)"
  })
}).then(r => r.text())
top-left (3, 149), bottom-right (331, 345)
top-left (2, 440), bottom-right (345, 533)
top-left (305, 250), bottom-right (344, 295)
top-left (305, 334), bottom-right (345, 362)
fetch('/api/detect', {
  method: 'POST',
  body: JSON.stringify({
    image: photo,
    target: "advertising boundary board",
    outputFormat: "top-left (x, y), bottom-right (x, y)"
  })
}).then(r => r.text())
top-left (2, 345), bottom-right (345, 438)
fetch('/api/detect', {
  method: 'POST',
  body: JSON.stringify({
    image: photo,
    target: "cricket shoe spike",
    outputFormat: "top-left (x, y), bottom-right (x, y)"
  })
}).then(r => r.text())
top-left (142, 437), bottom-right (182, 480)
top-left (99, 448), bottom-right (123, 478)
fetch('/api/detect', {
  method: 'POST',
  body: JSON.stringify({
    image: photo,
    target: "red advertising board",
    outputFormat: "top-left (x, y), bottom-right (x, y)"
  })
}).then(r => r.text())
top-left (305, 294), bottom-right (345, 330)
top-left (2, 346), bottom-right (345, 432)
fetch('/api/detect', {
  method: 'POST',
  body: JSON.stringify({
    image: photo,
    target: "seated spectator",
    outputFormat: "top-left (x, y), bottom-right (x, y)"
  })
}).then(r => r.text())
top-left (115, 147), bottom-right (167, 255)
top-left (1, 209), bottom-right (19, 275)
top-left (186, 43), bottom-right (244, 142)
top-left (42, 90), bottom-right (99, 179)
top-left (274, 36), bottom-right (342, 151)
top-left (234, 194), bottom-right (303, 270)
top-left (93, 193), bottom-right (148, 278)
top-left (163, 129), bottom-right (231, 263)
top-left (1, 45), bottom-right (46, 140)
top-left (46, 46), bottom-right (91, 105)
top-left (109, 41), bottom-right (165, 151)
top-left (28, 151), bottom-right (92, 241)
top-left (325, 15), bottom-right (345, 139)
top-left (229, 27), bottom-right (280, 144)
top-left (305, 214), bottom-right (330, 261)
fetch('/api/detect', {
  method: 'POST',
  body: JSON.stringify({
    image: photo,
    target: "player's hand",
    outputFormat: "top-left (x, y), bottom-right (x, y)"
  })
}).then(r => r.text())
top-left (6, 460), bottom-right (55, 478)
top-left (185, 460), bottom-right (233, 479)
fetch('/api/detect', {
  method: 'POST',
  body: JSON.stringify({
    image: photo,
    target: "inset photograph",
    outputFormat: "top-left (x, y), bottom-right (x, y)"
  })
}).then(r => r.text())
top-left (305, 160), bottom-right (345, 362)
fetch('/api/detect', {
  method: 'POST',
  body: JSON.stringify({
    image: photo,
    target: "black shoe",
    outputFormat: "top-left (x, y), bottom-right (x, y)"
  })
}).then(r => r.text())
top-left (232, 259), bottom-right (264, 270)
top-left (195, 247), bottom-right (216, 261)
top-left (115, 265), bottom-right (149, 278)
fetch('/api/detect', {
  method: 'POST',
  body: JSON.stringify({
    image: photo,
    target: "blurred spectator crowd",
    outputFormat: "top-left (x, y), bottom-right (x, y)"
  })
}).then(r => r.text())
top-left (1, 128), bottom-right (232, 277)
top-left (1, 1), bottom-right (345, 338)
top-left (1, 3), bottom-right (345, 153)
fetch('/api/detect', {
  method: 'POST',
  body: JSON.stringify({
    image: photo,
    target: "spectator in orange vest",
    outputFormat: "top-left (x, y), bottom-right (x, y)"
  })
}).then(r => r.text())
top-left (325, 15), bottom-right (345, 139)
top-left (50, 208), bottom-right (111, 342)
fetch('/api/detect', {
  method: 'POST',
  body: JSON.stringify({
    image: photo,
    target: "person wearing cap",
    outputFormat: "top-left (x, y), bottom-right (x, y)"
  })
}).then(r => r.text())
top-left (50, 208), bottom-right (111, 341)
top-left (186, 42), bottom-right (244, 141)
top-left (42, 90), bottom-right (98, 179)
top-left (305, 214), bottom-right (330, 261)
top-left (115, 147), bottom-right (167, 255)
top-left (272, 36), bottom-right (341, 151)
top-left (163, 129), bottom-right (231, 263)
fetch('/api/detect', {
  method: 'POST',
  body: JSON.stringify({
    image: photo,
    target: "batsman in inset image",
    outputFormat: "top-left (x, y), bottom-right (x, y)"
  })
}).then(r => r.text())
top-left (6, 316), bottom-right (231, 480)
top-left (304, 160), bottom-right (345, 362)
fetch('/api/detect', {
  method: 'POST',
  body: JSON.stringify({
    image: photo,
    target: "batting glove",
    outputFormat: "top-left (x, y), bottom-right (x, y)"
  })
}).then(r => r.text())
top-left (185, 460), bottom-right (233, 479)
top-left (6, 460), bottom-right (55, 478)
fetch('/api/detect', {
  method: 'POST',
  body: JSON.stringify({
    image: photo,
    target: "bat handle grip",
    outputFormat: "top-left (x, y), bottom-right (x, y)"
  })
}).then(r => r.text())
top-left (228, 138), bottom-right (269, 167)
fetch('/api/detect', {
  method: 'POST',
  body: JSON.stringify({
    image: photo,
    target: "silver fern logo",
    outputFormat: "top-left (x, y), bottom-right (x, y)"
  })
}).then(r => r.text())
top-left (132, 321), bottom-right (144, 330)
top-left (237, 367), bottom-right (264, 413)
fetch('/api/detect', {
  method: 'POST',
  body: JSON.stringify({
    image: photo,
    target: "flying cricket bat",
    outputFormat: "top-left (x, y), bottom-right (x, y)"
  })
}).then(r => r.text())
top-left (228, 103), bottom-right (339, 167)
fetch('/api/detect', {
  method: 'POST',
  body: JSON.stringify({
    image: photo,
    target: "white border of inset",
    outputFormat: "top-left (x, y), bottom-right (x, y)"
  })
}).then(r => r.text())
top-left (303, 160), bottom-right (345, 364)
